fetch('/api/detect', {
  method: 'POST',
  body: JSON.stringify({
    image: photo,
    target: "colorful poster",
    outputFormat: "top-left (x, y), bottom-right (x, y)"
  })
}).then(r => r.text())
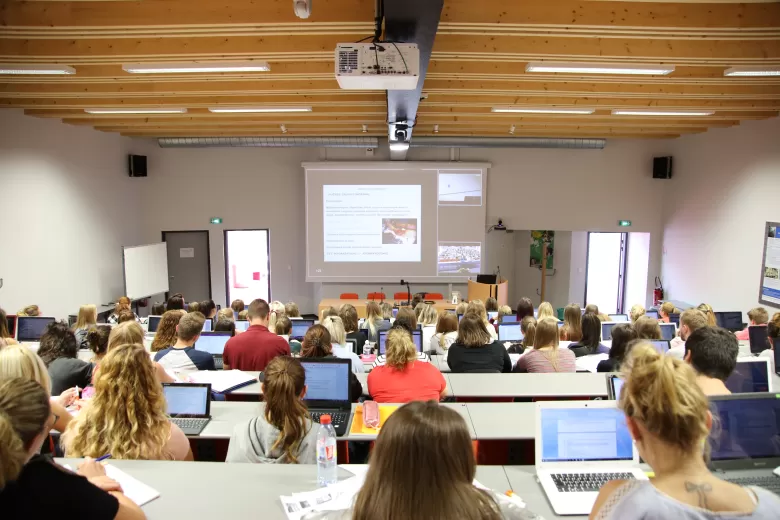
top-left (530, 231), bottom-right (555, 269)
top-left (759, 222), bottom-right (780, 308)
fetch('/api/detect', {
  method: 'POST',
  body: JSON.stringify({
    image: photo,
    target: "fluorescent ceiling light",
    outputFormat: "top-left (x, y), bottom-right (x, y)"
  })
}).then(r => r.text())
top-left (389, 141), bottom-right (410, 152)
top-left (526, 62), bottom-right (675, 75)
top-left (611, 109), bottom-right (714, 116)
top-left (208, 106), bottom-right (312, 113)
top-left (492, 107), bottom-right (595, 115)
top-left (122, 62), bottom-right (270, 74)
top-left (84, 108), bottom-right (188, 114)
top-left (724, 66), bottom-right (780, 77)
top-left (0, 64), bottom-right (75, 75)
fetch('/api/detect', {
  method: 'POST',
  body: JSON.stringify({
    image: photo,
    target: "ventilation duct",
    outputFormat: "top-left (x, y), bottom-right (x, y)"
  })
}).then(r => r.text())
top-left (157, 136), bottom-right (379, 148)
top-left (410, 137), bottom-right (605, 149)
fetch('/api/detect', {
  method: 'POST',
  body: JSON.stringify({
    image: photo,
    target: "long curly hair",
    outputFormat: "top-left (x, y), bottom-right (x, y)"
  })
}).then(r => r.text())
top-left (151, 310), bottom-right (185, 352)
top-left (62, 343), bottom-right (172, 460)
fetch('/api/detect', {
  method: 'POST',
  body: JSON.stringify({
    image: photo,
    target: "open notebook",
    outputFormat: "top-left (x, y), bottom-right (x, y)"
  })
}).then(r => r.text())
top-left (61, 463), bottom-right (160, 507)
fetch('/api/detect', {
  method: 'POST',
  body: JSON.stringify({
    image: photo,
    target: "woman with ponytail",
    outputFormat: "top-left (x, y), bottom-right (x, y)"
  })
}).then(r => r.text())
top-left (268, 300), bottom-right (286, 336)
top-left (226, 356), bottom-right (318, 464)
top-left (590, 343), bottom-right (780, 519)
top-left (0, 379), bottom-right (145, 519)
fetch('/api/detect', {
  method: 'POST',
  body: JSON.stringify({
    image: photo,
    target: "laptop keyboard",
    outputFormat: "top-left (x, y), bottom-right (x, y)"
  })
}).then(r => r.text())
top-left (213, 356), bottom-right (223, 370)
top-left (552, 472), bottom-right (635, 493)
top-left (725, 476), bottom-right (780, 495)
top-left (310, 411), bottom-right (349, 427)
top-left (171, 418), bottom-right (209, 431)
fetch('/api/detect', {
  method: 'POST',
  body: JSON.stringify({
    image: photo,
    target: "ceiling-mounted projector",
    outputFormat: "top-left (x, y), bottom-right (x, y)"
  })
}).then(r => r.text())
top-left (335, 43), bottom-right (420, 90)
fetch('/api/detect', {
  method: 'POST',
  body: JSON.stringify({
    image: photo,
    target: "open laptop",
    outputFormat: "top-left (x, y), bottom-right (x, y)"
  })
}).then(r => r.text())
top-left (606, 375), bottom-right (624, 400)
top-left (608, 314), bottom-right (629, 322)
top-left (601, 322), bottom-right (619, 341)
top-left (668, 313), bottom-right (681, 326)
top-left (645, 310), bottom-right (659, 319)
top-left (15, 316), bottom-right (56, 345)
top-left (194, 331), bottom-right (232, 370)
top-left (301, 358), bottom-right (353, 436)
top-left (748, 325), bottom-right (771, 354)
top-left (201, 318), bottom-right (212, 332)
top-left (535, 400), bottom-right (647, 516)
top-left (378, 329), bottom-right (422, 355)
top-left (648, 340), bottom-right (671, 354)
top-left (501, 314), bottom-right (518, 324)
top-left (487, 311), bottom-right (498, 321)
top-left (715, 311), bottom-right (744, 332)
top-left (146, 315), bottom-right (163, 335)
top-left (290, 319), bottom-right (314, 340)
top-left (163, 382), bottom-right (212, 435)
top-left (234, 320), bottom-right (250, 332)
top-left (659, 323), bottom-right (676, 341)
top-left (709, 393), bottom-right (780, 494)
top-left (726, 358), bottom-right (772, 393)
top-left (498, 323), bottom-right (523, 342)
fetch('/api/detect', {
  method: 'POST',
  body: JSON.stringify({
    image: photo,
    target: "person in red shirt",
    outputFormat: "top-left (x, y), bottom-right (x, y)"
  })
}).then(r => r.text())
top-left (368, 328), bottom-right (446, 403)
top-left (223, 299), bottom-right (290, 371)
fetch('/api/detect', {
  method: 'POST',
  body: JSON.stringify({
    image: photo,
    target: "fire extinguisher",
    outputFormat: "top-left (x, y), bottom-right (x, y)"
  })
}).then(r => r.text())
top-left (654, 276), bottom-right (664, 306)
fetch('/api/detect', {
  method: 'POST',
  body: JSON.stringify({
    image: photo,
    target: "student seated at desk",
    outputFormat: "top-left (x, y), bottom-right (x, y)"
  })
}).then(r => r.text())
top-left (683, 327), bottom-right (738, 396)
top-left (497, 304), bottom-right (513, 325)
top-left (516, 297), bottom-right (534, 322)
top-left (380, 302), bottom-right (394, 321)
top-left (107, 297), bottom-right (138, 324)
top-left (322, 317), bottom-right (364, 374)
top-left (508, 317), bottom-right (537, 354)
top-left (597, 324), bottom-right (637, 372)
top-left (214, 318), bottom-right (236, 336)
top-left (199, 299), bottom-right (217, 320)
top-left (223, 299), bottom-right (290, 372)
top-left (485, 296), bottom-right (499, 313)
top-left (285, 301), bottom-right (300, 318)
top-left (359, 301), bottom-right (386, 344)
top-left (37, 321), bottom-right (93, 396)
top-left (418, 304), bottom-right (439, 348)
top-left (320, 306), bottom-right (338, 322)
top-left (17, 305), bottom-right (40, 317)
top-left (166, 294), bottom-right (185, 311)
top-left (226, 356), bottom-right (318, 464)
top-left (0, 308), bottom-right (13, 342)
top-left (73, 304), bottom-right (98, 350)
top-left (698, 302), bottom-right (718, 327)
top-left (468, 300), bottom-right (498, 340)
top-left (736, 307), bottom-right (768, 341)
top-left (590, 344), bottom-right (780, 520)
top-left (668, 309), bottom-right (709, 360)
top-left (217, 307), bottom-right (235, 323)
top-left (150, 302), bottom-right (165, 316)
top-left (568, 314), bottom-right (610, 357)
top-left (431, 312), bottom-right (458, 356)
top-left (154, 312), bottom-right (213, 371)
top-left (268, 300), bottom-right (286, 332)
top-left (303, 401), bottom-right (537, 520)
top-left (368, 329), bottom-right (447, 403)
top-left (448, 314), bottom-right (512, 373)
top-left (231, 299), bottom-right (245, 315)
top-left (237, 309), bottom-right (248, 321)
top-left (634, 315), bottom-right (662, 340)
top-left (274, 315), bottom-right (302, 355)
top-left (300, 326), bottom-right (362, 402)
top-left (339, 304), bottom-right (366, 355)
top-left (86, 326), bottom-right (111, 364)
top-left (537, 301), bottom-right (558, 322)
top-left (0, 379), bottom-right (146, 520)
top-left (658, 301), bottom-right (676, 323)
top-left (513, 318), bottom-right (575, 373)
top-left (63, 343), bottom-right (193, 461)
top-left (584, 303), bottom-right (599, 316)
top-left (150, 310), bottom-right (186, 352)
top-left (559, 304), bottom-right (583, 342)
top-left (629, 304), bottom-right (645, 323)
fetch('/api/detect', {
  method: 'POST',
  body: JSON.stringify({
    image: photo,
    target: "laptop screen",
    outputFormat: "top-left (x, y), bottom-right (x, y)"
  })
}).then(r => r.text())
top-left (659, 323), bottom-right (676, 341)
top-left (194, 333), bottom-right (231, 355)
top-left (235, 320), bottom-right (250, 332)
top-left (378, 329), bottom-right (422, 354)
top-left (540, 407), bottom-right (634, 462)
top-left (16, 317), bottom-right (55, 342)
top-left (392, 308), bottom-right (399, 318)
top-left (498, 323), bottom-right (523, 342)
top-left (201, 318), bottom-right (212, 332)
top-left (749, 326), bottom-right (771, 354)
top-left (487, 311), bottom-right (498, 321)
top-left (668, 313), bottom-right (681, 326)
top-left (649, 340), bottom-right (670, 354)
top-left (609, 314), bottom-right (629, 323)
top-left (710, 395), bottom-right (780, 462)
top-left (301, 360), bottom-right (350, 403)
top-left (291, 320), bottom-right (314, 339)
top-left (457, 313), bottom-right (463, 322)
top-left (602, 322), bottom-right (619, 341)
top-left (164, 384), bottom-right (210, 417)
top-left (147, 315), bottom-right (162, 333)
top-left (645, 310), bottom-right (659, 319)
top-left (726, 360), bottom-right (771, 393)
top-left (716, 311), bottom-right (743, 331)
top-left (501, 315), bottom-right (518, 324)
top-left (609, 376), bottom-right (624, 400)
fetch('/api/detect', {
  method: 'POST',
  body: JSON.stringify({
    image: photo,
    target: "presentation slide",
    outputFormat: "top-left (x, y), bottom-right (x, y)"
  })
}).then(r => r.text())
top-left (759, 222), bottom-right (780, 308)
top-left (304, 163), bottom-right (489, 282)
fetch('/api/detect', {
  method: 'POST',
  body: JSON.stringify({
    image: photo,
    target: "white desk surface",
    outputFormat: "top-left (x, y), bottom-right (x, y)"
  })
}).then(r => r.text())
top-left (446, 373), bottom-right (609, 398)
top-left (55, 459), bottom-right (512, 520)
top-left (503, 466), bottom-right (586, 520)
top-left (467, 403), bottom-right (536, 440)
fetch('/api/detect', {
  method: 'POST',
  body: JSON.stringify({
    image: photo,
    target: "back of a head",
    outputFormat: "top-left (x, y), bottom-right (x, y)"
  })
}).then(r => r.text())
top-left (353, 401), bottom-right (500, 520)
top-left (365, 302), bottom-right (381, 322)
top-left (457, 314), bottom-right (491, 348)
top-left (563, 304), bottom-right (582, 341)
top-left (770, 313), bottom-right (780, 342)
top-left (521, 316), bottom-right (537, 349)
top-left (231, 299), bottom-right (245, 313)
top-left (166, 295), bottom-right (185, 311)
top-left (37, 321), bottom-right (78, 366)
top-left (199, 300), bottom-right (216, 318)
top-left (537, 302), bottom-right (555, 320)
top-left (620, 342), bottom-right (710, 456)
top-left (395, 307), bottom-right (417, 332)
top-left (339, 304), bottom-right (359, 333)
top-left (748, 306), bottom-right (769, 325)
top-left (268, 301), bottom-right (286, 330)
top-left (516, 297), bottom-right (534, 321)
top-left (18, 305), bottom-right (40, 317)
top-left (322, 316), bottom-right (346, 345)
top-left (117, 309), bottom-right (135, 323)
top-left (247, 299), bottom-right (271, 322)
top-left (455, 302), bottom-right (468, 316)
top-left (467, 300), bottom-right (487, 322)
top-left (608, 324), bottom-right (638, 363)
top-left (187, 301), bottom-right (201, 313)
top-left (533, 318), bottom-right (560, 349)
top-left (149, 310), bottom-right (185, 352)
top-left (217, 308), bottom-right (235, 322)
top-left (274, 315), bottom-right (292, 336)
top-left (634, 316), bottom-right (662, 340)
top-left (580, 313), bottom-right (602, 350)
top-left (0, 378), bottom-right (50, 490)
top-left (263, 356), bottom-right (308, 463)
top-left (284, 302), bottom-right (300, 318)
top-left (76, 304), bottom-right (97, 329)
top-left (238, 310), bottom-right (249, 321)
top-left (411, 294), bottom-right (423, 309)
top-left (385, 329), bottom-right (417, 370)
top-left (87, 325), bottom-right (111, 357)
top-left (436, 312), bottom-right (458, 335)
top-left (0, 344), bottom-right (51, 393)
top-left (214, 319), bottom-right (236, 336)
top-left (151, 302), bottom-right (165, 316)
top-left (414, 302), bottom-right (426, 320)
top-left (681, 308), bottom-right (709, 335)
top-left (419, 304), bottom-right (438, 327)
top-left (684, 327), bottom-right (739, 382)
top-left (108, 320), bottom-right (145, 352)
top-left (697, 303), bottom-right (717, 327)
top-left (380, 302), bottom-right (393, 319)
top-left (301, 325), bottom-right (332, 358)
top-left (629, 304), bottom-right (646, 323)
top-left (178, 312), bottom-right (205, 342)
top-left (584, 304), bottom-right (599, 315)
top-left (497, 305), bottom-right (512, 320)
top-left (484, 297), bottom-right (498, 312)
top-left (320, 306), bottom-right (339, 322)
top-left (660, 301), bottom-right (675, 316)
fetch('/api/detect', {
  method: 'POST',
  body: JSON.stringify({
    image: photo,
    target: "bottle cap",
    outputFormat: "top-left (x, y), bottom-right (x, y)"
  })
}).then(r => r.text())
top-left (320, 414), bottom-right (332, 425)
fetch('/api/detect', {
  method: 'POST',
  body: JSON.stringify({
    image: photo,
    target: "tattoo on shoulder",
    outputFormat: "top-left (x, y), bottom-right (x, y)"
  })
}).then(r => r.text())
top-left (684, 481), bottom-right (713, 509)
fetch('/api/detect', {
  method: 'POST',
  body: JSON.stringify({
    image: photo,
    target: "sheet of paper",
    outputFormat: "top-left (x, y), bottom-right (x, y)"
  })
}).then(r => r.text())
top-left (575, 353), bottom-right (609, 373)
top-left (104, 464), bottom-right (161, 506)
top-left (186, 370), bottom-right (256, 392)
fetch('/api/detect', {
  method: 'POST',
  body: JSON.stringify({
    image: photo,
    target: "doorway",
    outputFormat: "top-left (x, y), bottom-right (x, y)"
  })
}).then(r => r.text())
top-left (584, 232), bottom-right (627, 314)
top-left (161, 231), bottom-right (212, 303)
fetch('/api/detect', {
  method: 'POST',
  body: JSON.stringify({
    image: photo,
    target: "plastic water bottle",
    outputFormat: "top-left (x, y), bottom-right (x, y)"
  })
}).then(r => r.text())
top-left (316, 414), bottom-right (338, 487)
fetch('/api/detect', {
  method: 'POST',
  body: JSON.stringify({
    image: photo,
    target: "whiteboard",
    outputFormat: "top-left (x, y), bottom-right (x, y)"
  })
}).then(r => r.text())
top-left (123, 243), bottom-right (170, 299)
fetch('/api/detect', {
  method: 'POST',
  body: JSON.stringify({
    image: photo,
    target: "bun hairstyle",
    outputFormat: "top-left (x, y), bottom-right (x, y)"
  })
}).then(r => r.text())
top-left (262, 356), bottom-right (310, 463)
top-left (300, 325), bottom-right (332, 358)
top-left (86, 325), bottom-right (111, 358)
top-left (620, 342), bottom-right (712, 457)
top-left (268, 301), bottom-right (286, 332)
top-left (385, 328), bottom-right (418, 370)
top-left (0, 379), bottom-right (50, 490)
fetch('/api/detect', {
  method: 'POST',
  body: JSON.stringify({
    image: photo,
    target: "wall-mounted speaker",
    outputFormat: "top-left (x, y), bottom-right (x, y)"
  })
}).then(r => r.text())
top-left (653, 156), bottom-right (673, 179)
top-left (128, 154), bottom-right (147, 177)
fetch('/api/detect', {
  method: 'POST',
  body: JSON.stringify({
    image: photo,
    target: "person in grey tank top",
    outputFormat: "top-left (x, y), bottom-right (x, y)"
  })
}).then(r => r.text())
top-left (590, 342), bottom-right (780, 520)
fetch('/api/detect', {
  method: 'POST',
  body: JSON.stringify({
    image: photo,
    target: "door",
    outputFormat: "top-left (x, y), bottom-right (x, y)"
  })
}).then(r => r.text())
top-left (162, 231), bottom-right (212, 303)
top-left (584, 232), bottom-right (628, 315)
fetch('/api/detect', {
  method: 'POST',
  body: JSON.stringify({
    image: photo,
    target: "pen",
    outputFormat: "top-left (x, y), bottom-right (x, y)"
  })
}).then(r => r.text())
top-left (95, 454), bottom-right (112, 462)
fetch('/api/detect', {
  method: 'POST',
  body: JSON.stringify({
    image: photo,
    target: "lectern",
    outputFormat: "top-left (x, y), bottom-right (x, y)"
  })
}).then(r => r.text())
top-left (467, 278), bottom-right (509, 307)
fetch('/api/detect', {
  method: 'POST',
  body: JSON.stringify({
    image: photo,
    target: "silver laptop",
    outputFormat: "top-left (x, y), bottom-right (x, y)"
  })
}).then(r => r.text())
top-left (15, 316), bottom-right (56, 347)
top-left (608, 314), bottom-right (629, 322)
top-left (498, 323), bottom-right (523, 342)
top-left (163, 383), bottom-right (211, 436)
top-left (146, 315), bottom-right (163, 337)
top-left (659, 322), bottom-right (677, 341)
top-left (194, 331), bottom-right (231, 370)
top-left (235, 320), bottom-right (250, 332)
top-left (535, 400), bottom-right (647, 516)
top-left (601, 322), bottom-right (619, 341)
top-left (726, 358), bottom-right (773, 393)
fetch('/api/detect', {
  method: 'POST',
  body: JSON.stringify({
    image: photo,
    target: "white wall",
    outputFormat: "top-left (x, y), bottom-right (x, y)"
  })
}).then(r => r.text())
top-left (661, 117), bottom-right (780, 318)
top-left (0, 110), bottom-right (150, 319)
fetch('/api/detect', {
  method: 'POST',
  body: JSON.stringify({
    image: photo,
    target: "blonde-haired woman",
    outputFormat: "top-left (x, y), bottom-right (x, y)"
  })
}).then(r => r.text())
top-left (380, 302), bottom-right (394, 320)
top-left (455, 301), bottom-right (468, 316)
top-left (418, 304), bottom-right (438, 349)
top-left (17, 305), bottom-right (40, 317)
top-left (285, 301), bottom-right (300, 318)
top-left (150, 310), bottom-right (185, 352)
top-left (369, 328), bottom-right (447, 403)
top-left (497, 305), bottom-right (513, 324)
top-left (629, 304), bottom-right (646, 323)
top-left (62, 343), bottom-right (192, 461)
top-left (216, 307), bottom-right (235, 323)
top-left (321, 316), bottom-right (364, 374)
top-left (559, 303), bottom-right (582, 342)
top-left (466, 299), bottom-right (498, 340)
top-left (658, 301), bottom-right (676, 323)
top-left (268, 300), bottom-right (286, 333)
top-left (590, 343), bottom-right (780, 518)
top-left (697, 303), bottom-right (717, 327)
top-left (360, 301), bottom-right (386, 343)
top-left (513, 318), bottom-right (575, 373)
top-left (73, 304), bottom-right (98, 350)
top-left (107, 321), bottom-right (145, 351)
top-left (537, 301), bottom-right (557, 321)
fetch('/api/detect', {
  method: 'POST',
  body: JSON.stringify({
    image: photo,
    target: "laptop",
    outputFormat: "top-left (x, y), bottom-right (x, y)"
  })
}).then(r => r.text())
top-left (147, 315), bottom-right (163, 334)
top-left (748, 326), bottom-right (771, 354)
top-left (601, 322), bottom-right (619, 341)
top-left (498, 323), bottom-right (523, 342)
top-left (608, 314), bottom-right (629, 322)
top-left (668, 313), bottom-right (681, 326)
top-left (487, 311), bottom-right (498, 321)
top-left (163, 383), bottom-right (212, 435)
top-left (606, 375), bottom-right (624, 400)
top-left (6, 315), bottom-right (16, 338)
top-left (194, 332), bottom-right (232, 370)
top-left (648, 340), bottom-right (670, 354)
top-left (392, 308), bottom-right (399, 318)
top-left (378, 329), bottom-right (423, 355)
top-left (645, 310), bottom-right (659, 319)
top-left (201, 318), bottom-right (212, 332)
top-left (301, 358), bottom-right (353, 436)
top-left (15, 316), bottom-right (56, 344)
top-left (501, 315), bottom-right (518, 324)
top-left (715, 311), bottom-right (744, 332)
top-left (709, 393), bottom-right (780, 494)
top-left (345, 338), bottom-right (358, 355)
top-left (535, 400), bottom-right (647, 516)
top-left (235, 320), bottom-right (250, 332)
top-left (290, 319), bottom-right (314, 340)
top-left (659, 323), bottom-right (676, 341)
top-left (726, 358), bottom-right (772, 393)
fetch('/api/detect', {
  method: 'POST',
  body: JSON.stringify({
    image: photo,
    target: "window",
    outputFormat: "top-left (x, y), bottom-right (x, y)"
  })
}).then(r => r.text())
top-left (224, 229), bottom-right (271, 305)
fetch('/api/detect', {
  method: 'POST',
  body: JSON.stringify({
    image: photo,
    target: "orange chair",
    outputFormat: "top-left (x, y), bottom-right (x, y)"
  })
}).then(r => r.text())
top-left (339, 293), bottom-right (359, 300)
top-left (424, 293), bottom-right (443, 300)
top-left (367, 292), bottom-right (386, 301)
top-left (393, 292), bottom-right (409, 300)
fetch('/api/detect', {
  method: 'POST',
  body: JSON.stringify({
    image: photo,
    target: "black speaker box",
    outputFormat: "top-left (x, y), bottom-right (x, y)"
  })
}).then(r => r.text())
top-left (128, 154), bottom-right (147, 177)
top-left (653, 156), bottom-right (672, 179)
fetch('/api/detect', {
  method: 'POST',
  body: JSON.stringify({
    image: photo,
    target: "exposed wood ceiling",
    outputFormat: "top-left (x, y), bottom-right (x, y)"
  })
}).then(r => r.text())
top-left (1, 0), bottom-right (778, 140)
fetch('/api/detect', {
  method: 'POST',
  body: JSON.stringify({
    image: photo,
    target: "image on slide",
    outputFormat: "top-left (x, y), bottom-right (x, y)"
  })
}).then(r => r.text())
top-left (766, 267), bottom-right (779, 280)
top-left (438, 172), bottom-right (482, 206)
top-left (382, 218), bottom-right (418, 245)
top-left (437, 243), bottom-right (481, 275)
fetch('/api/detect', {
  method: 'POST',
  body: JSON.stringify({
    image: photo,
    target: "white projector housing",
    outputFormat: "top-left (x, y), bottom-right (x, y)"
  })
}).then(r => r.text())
top-left (335, 43), bottom-right (420, 90)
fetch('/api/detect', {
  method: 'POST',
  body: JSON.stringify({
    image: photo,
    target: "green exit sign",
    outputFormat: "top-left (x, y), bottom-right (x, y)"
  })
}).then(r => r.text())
top-left (618, 220), bottom-right (632, 227)
top-left (210, 217), bottom-right (223, 225)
